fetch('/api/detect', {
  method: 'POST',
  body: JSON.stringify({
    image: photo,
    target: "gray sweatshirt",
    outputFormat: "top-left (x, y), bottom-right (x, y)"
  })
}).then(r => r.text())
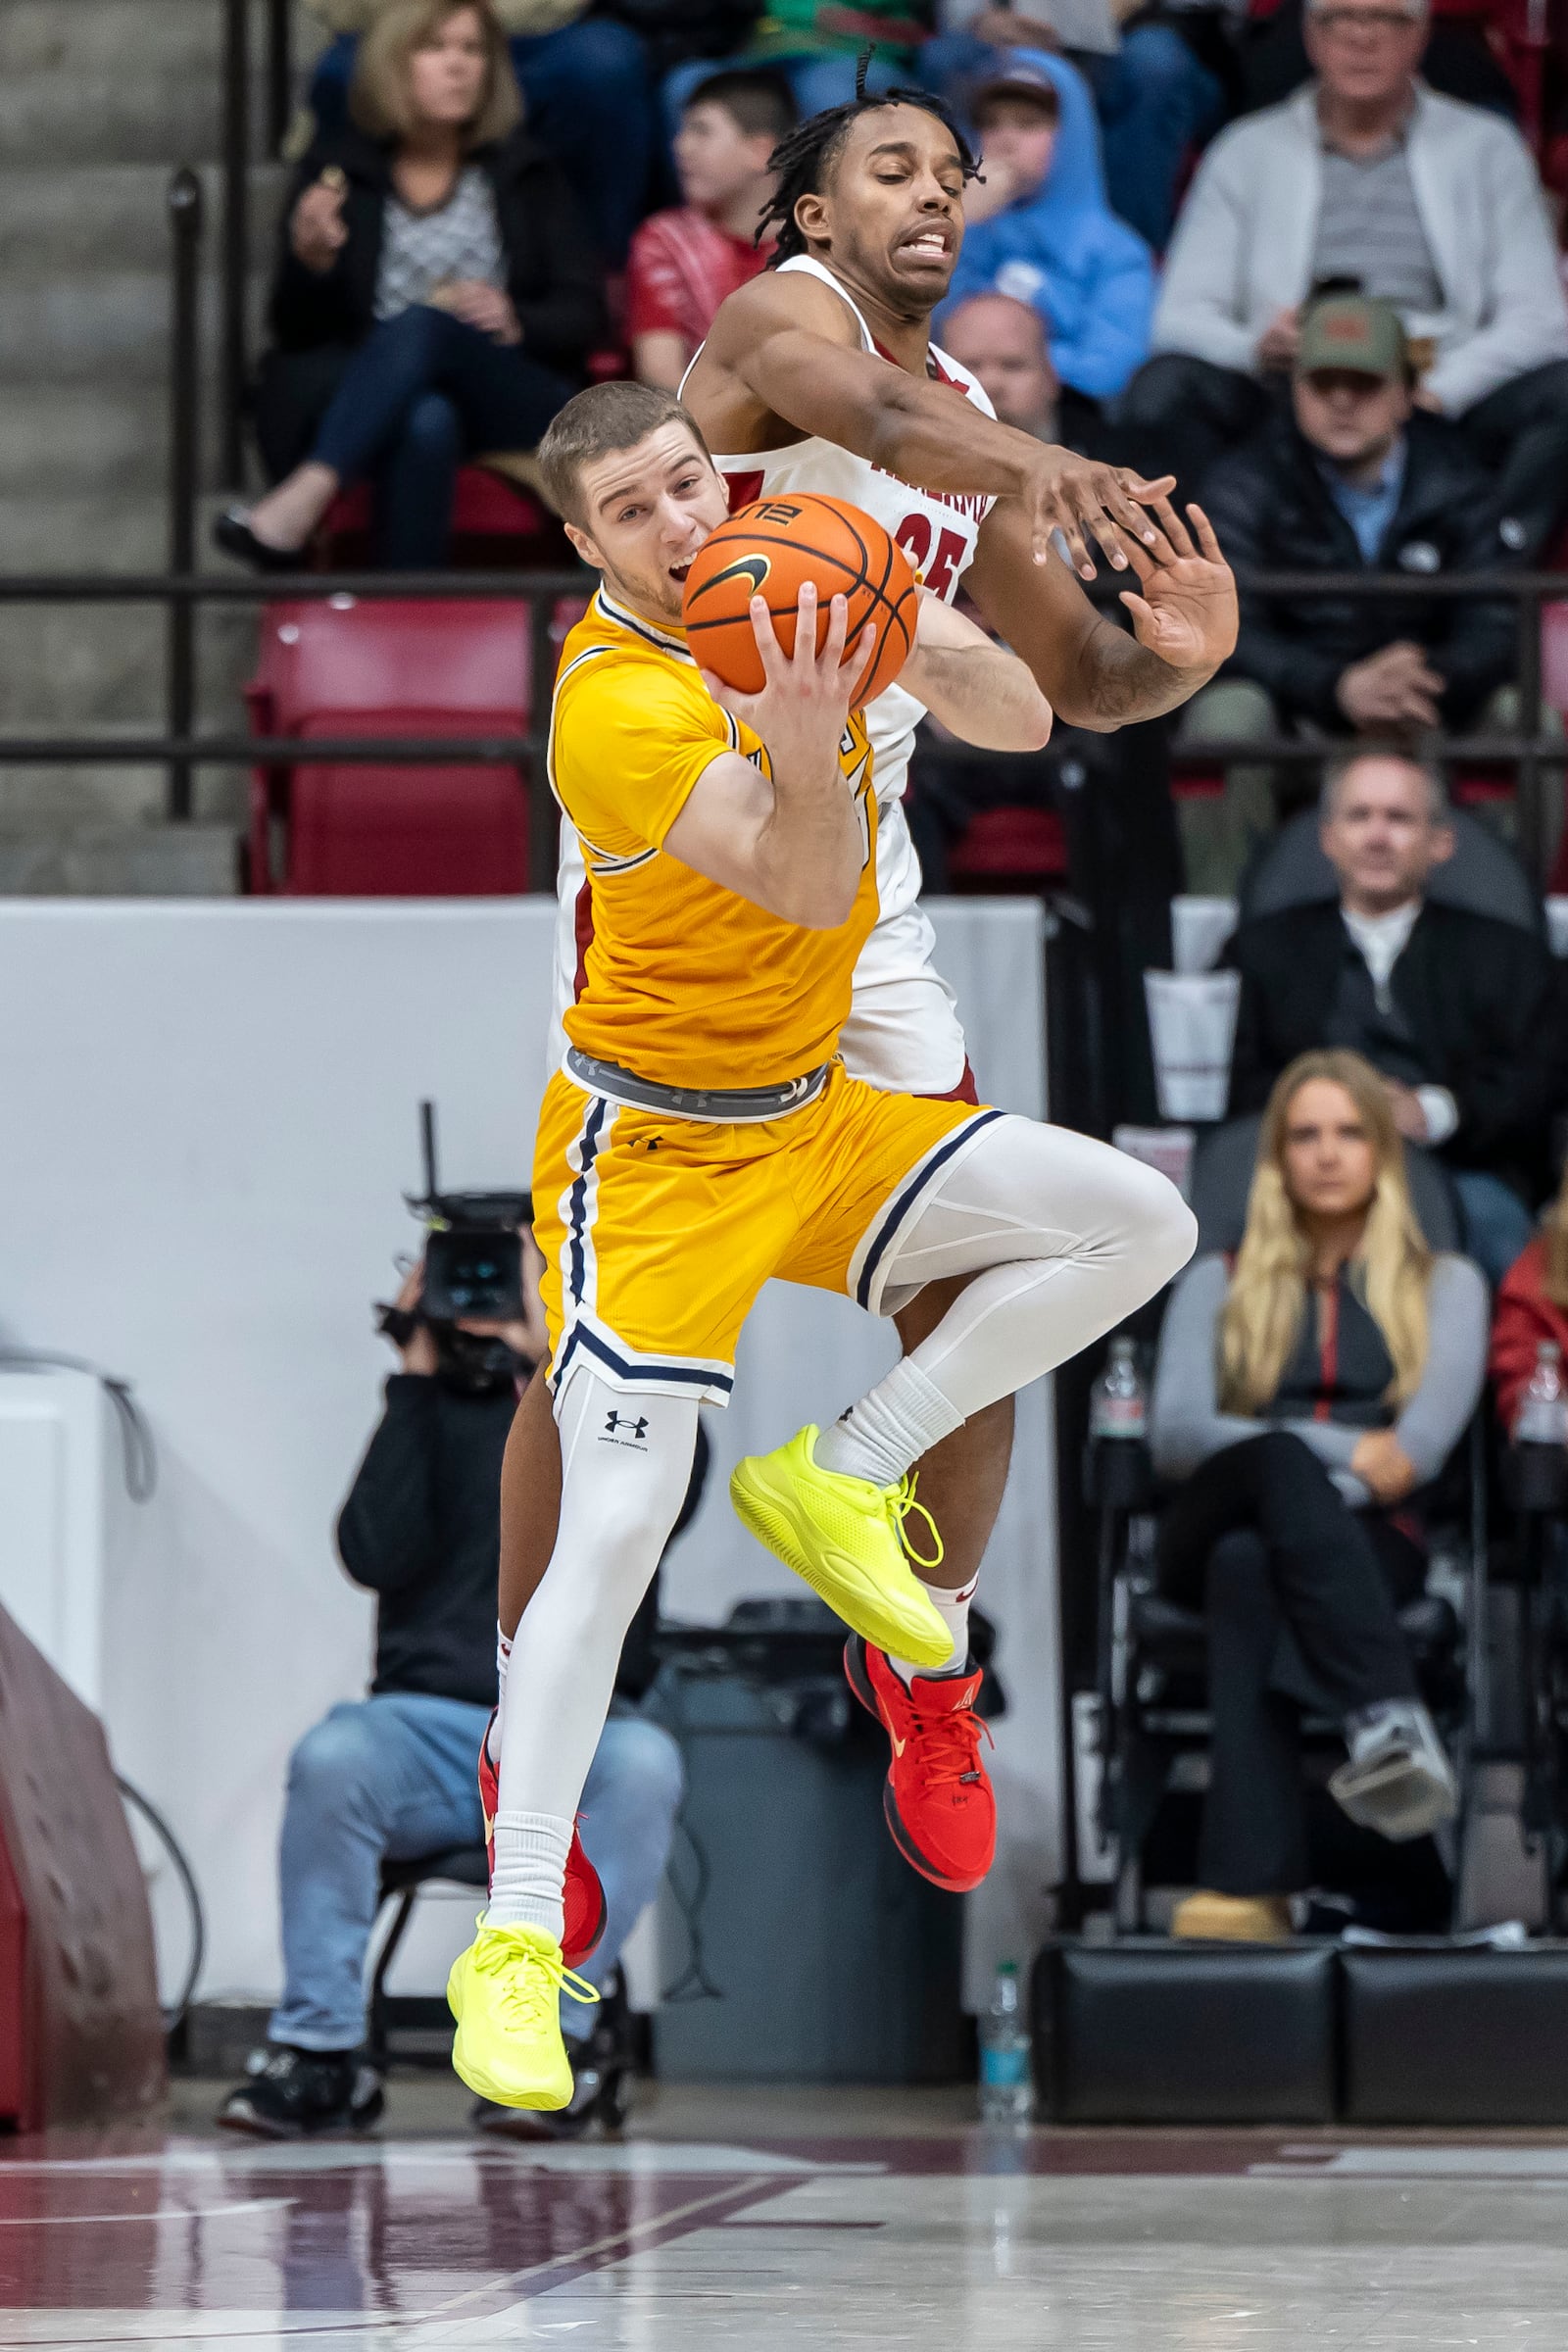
top-left (1150, 1250), bottom-right (1489, 1507)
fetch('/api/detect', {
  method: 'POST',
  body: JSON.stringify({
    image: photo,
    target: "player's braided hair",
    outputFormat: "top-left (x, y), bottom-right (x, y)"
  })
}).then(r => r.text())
top-left (756, 48), bottom-right (979, 263)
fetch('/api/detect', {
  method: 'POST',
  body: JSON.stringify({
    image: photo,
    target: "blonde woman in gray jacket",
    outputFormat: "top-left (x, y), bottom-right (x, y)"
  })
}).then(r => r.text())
top-left (1148, 1050), bottom-right (1488, 1942)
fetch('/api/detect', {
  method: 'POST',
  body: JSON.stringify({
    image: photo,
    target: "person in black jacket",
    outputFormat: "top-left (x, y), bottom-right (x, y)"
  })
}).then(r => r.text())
top-left (216, 1232), bottom-right (693, 2139)
top-left (217, 0), bottom-right (606, 569)
top-left (1227, 745), bottom-right (1564, 1284)
top-left (1172, 292), bottom-right (1522, 893)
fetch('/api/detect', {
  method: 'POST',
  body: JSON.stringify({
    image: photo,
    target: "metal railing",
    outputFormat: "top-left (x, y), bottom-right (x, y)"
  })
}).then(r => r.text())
top-left (1172, 571), bottom-right (1563, 884)
top-left (221, 0), bottom-right (295, 488)
top-left (4, 152), bottom-right (1566, 892)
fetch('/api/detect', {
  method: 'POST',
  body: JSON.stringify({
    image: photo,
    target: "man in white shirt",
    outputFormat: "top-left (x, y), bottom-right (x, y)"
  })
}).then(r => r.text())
top-left (1113, 0), bottom-right (1568, 556)
top-left (1226, 748), bottom-right (1564, 1282)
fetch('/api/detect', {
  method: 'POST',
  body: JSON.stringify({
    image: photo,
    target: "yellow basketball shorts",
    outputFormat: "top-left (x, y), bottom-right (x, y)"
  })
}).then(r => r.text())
top-left (534, 1061), bottom-right (1001, 1405)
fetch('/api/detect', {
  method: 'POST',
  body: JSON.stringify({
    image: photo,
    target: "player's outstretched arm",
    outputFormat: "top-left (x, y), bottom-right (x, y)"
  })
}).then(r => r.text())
top-left (902, 593), bottom-right (1053, 753)
top-left (700, 275), bottom-right (1175, 579)
top-left (665, 584), bottom-right (870, 930)
top-left (964, 496), bottom-right (1239, 733)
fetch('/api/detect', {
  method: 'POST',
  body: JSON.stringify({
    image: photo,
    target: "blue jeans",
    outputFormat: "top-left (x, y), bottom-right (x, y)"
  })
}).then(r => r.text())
top-left (1080, 26), bottom-right (1222, 252)
top-left (307, 21), bottom-right (653, 262)
top-left (308, 305), bottom-right (571, 567)
top-left (1451, 1169), bottom-right (1537, 1292)
top-left (662, 48), bottom-right (899, 141)
top-left (269, 1689), bottom-right (685, 2050)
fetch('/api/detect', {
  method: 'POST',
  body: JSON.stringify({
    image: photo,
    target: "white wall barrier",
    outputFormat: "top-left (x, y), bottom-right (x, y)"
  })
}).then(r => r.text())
top-left (0, 899), bottom-right (1057, 2007)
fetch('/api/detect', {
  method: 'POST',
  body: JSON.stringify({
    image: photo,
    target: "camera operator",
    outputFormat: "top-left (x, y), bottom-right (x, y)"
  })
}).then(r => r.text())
top-left (219, 1227), bottom-right (692, 2139)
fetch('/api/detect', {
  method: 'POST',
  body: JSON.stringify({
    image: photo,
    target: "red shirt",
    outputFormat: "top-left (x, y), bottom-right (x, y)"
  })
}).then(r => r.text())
top-left (625, 209), bottom-right (772, 354)
top-left (1491, 1235), bottom-right (1568, 1430)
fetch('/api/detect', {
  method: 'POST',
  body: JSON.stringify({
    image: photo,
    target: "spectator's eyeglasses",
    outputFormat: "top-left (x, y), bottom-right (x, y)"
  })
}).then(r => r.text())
top-left (1311, 7), bottom-right (1422, 29)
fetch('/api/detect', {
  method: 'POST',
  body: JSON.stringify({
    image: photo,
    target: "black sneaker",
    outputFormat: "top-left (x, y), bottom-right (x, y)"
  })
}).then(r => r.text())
top-left (217, 2045), bottom-right (384, 2139)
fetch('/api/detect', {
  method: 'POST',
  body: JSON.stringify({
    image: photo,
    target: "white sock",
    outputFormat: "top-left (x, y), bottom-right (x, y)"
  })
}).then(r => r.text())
top-left (890, 1573), bottom-right (977, 1685)
top-left (814, 1357), bottom-right (962, 1491)
top-left (487, 1625), bottom-right (512, 1766)
top-left (486, 1809), bottom-right (573, 1939)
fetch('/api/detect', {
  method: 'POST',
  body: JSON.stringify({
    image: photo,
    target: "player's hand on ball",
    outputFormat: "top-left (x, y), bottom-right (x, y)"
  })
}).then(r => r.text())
top-left (1024, 449), bottom-right (1178, 578)
top-left (700, 584), bottom-right (876, 761)
top-left (1116, 500), bottom-right (1238, 676)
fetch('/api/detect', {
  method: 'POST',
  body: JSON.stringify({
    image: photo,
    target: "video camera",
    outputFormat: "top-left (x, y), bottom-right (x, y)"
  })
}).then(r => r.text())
top-left (376, 1102), bottom-right (534, 1393)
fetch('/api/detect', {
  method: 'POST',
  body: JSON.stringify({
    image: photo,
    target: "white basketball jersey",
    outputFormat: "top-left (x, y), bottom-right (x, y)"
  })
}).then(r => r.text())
top-left (688, 254), bottom-right (998, 930)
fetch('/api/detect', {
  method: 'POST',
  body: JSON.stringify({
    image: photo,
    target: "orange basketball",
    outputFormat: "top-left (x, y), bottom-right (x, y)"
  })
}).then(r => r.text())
top-left (682, 492), bottom-right (917, 705)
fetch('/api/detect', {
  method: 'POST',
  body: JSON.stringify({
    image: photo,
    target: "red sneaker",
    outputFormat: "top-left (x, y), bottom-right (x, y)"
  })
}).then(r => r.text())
top-left (478, 1710), bottom-right (607, 1970)
top-left (844, 1638), bottom-right (996, 1891)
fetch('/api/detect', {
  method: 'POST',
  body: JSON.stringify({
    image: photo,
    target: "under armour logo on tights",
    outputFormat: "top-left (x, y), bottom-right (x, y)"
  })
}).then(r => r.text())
top-left (602, 1410), bottom-right (650, 1446)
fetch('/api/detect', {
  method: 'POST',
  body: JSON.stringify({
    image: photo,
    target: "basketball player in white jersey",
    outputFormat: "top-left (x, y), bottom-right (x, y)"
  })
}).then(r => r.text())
top-left (491, 77), bottom-right (1236, 1902)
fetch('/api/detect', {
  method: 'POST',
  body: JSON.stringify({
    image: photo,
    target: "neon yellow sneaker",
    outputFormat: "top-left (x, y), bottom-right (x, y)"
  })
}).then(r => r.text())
top-left (447, 1920), bottom-right (599, 2111)
top-left (729, 1424), bottom-right (954, 1669)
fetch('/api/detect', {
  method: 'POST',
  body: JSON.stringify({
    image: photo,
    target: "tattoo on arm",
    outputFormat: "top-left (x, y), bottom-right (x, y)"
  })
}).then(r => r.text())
top-left (1083, 619), bottom-right (1206, 725)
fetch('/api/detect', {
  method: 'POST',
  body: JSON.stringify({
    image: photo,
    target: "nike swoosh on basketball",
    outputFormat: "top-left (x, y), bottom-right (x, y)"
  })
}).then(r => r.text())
top-left (691, 553), bottom-right (771, 598)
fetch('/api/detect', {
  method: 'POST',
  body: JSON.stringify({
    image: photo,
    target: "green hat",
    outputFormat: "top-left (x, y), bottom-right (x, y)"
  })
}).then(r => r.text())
top-left (1297, 293), bottom-right (1409, 383)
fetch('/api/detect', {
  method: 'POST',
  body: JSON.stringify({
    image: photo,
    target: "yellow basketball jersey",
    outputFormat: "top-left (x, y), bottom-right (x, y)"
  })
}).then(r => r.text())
top-left (549, 587), bottom-right (878, 1092)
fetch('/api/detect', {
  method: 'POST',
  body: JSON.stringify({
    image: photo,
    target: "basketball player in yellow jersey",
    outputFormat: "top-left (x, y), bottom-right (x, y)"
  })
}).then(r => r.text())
top-left (485, 84), bottom-right (1234, 1930)
top-left (447, 380), bottom-right (1197, 2111)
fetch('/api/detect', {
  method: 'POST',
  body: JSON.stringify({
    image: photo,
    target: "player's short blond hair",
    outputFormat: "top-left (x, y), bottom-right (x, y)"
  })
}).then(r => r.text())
top-left (538, 383), bottom-right (715, 527)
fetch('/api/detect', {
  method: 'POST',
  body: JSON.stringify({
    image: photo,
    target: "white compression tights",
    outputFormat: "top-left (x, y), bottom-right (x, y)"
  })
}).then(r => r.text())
top-left (490, 1368), bottom-right (699, 1936)
top-left (818, 1114), bottom-right (1197, 1488)
top-left (488, 1115), bottom-right (1195, 1936)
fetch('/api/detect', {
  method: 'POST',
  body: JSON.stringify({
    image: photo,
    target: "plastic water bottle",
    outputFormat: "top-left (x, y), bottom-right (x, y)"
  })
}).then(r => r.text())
top-left (1514, 1341), bottom-right (1568, 1446)
top-left (978, 1961), bottom-right (1033, 2124)
top-left (1090, 1337), bottom-right (1147, 1442)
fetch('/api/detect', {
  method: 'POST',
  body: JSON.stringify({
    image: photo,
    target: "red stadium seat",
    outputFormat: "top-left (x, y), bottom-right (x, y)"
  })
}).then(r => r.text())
top-left (1540, 597), bottom-right (1568, 889)
top-left (318, 464), bottom-right (564, 567)
top-left (1542, 595), bottom-right (1568, 718)
top-left (946, 805), bottom-right (1068, 890)
top-left (245, 597), bottom-right (532, 895)
top-left (1171, 765), bottom-right (1225, 803)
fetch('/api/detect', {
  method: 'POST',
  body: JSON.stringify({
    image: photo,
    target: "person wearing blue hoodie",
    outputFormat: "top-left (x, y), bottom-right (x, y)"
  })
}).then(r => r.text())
top-left (940, 52), bottom-right (1154, 415)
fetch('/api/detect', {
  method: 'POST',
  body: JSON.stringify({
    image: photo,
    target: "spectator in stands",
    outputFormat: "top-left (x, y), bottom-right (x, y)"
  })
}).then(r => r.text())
top-left (661, 1), bottom-right (917, 129)
top-left (940, 54), bottom-right (1154, 415)
top-left (923, 3), bottom-right (1222, 251)
top-left (219, 0), bottom-right (605, 571)
top-left (1237, 0), bottom-right (1523, 129)
top-left (941, 290), bottom-right (1063, 441)
top-left (1175, 291), bottom-right (1519, 892)
top-left (627, 72), bottom-right (793, 393)
top-left (1151, 1049), bottom-right (1485, 1941)
top-left (1227, 747), bottom-right (1563, 1285)
top-left (1491, 1164), bottom-right (1568, 1431)
top-left (303, 0), bottom-right (653, 262)
top-left (217, 1237), bottom-right (691, 2139)
top-left (1116, 0), bottom-right (1568, 555)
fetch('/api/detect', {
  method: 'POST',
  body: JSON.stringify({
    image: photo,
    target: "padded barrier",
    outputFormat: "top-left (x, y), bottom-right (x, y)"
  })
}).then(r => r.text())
top-left (0, 1600), bottom-right (164, 2131)
top-left (1035, 1938), bottom-right (1339, 2125)
top-left (1342, 1947), bottom-right (1568, 2126)
top-left (1036, 1937), bottom-right (1568, 2125)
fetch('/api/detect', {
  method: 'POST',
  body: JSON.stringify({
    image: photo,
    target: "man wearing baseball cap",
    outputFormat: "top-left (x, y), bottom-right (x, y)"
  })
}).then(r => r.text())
top-left (1171, 289), bottom-right (1519, 893)
top-left (1116, 0), bottom-right (1568, 553)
